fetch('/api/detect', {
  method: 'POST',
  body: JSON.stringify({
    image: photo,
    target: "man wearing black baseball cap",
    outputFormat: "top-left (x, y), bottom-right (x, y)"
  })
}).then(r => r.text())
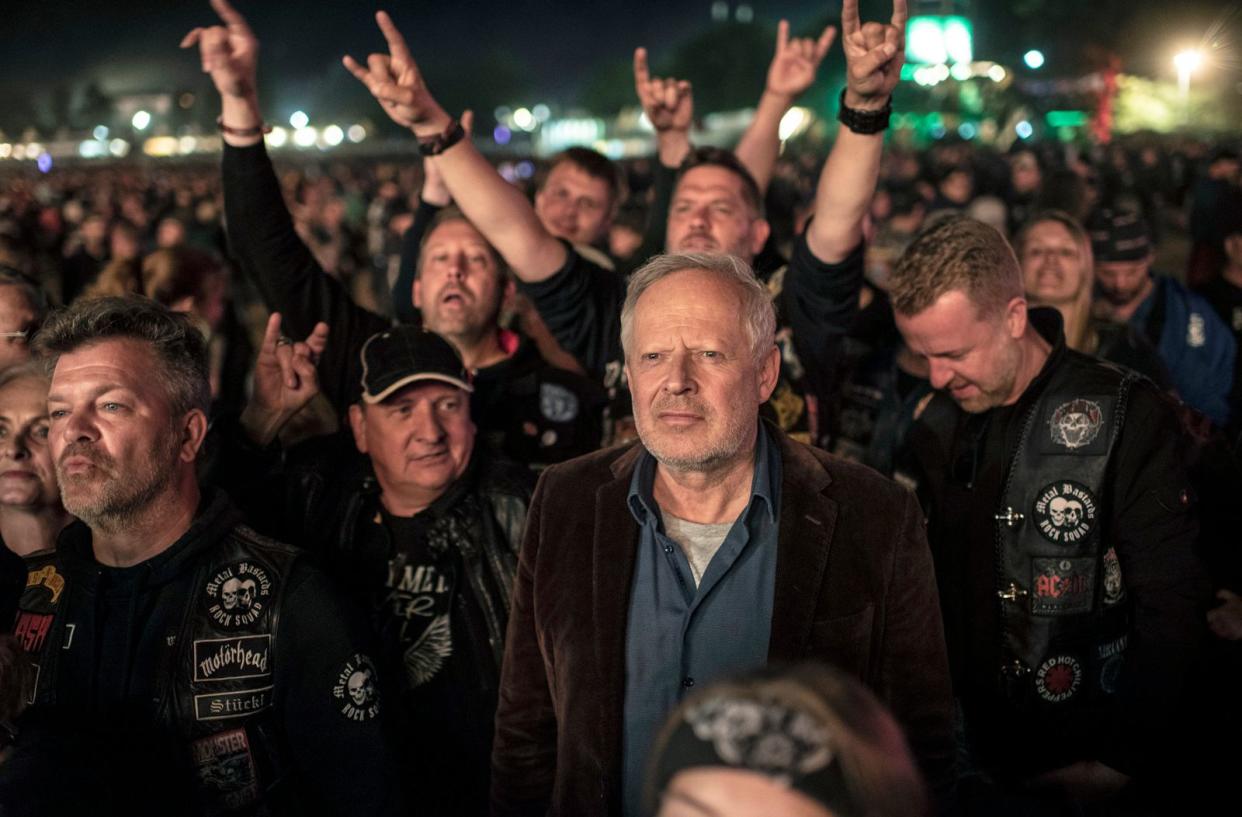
top-left (219, 319), bottom-right (535, 816)
top-left (1091, 208), bottom-right (1236, 427)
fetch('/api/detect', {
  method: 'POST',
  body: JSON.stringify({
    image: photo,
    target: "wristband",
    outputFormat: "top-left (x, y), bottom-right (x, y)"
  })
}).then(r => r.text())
top-left (836, 90), bottom-right (892, 135)
top-left (216, 117), bottom-right (272, 137)
top-left (418, 118), bottom-right (466, 156)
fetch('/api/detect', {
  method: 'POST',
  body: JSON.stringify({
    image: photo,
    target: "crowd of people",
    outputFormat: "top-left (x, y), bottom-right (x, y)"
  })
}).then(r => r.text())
top-left (1, 0), bottom-right (1240, 815)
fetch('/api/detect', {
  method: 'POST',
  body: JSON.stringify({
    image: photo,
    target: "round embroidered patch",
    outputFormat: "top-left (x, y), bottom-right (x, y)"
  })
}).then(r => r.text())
top-left (1035, 655), bottom-right (1082, 703)
top-left (333, 653), bottom-right (381, 721)
top-left (1032, 481), bottom-right (1099, 544)
top-left (1048, 399), bottom-right (1103, 450)
top-left (204, 561), bottom-right (274, 630)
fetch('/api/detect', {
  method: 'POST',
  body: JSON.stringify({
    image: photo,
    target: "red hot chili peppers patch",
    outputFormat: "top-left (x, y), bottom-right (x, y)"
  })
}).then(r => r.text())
top-left (1035, 655), bottom-right (1082, 703)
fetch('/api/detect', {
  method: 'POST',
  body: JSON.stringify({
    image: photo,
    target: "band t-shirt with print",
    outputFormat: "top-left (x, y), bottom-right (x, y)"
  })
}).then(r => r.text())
top-left (377, 508), bottom-right (494, 815)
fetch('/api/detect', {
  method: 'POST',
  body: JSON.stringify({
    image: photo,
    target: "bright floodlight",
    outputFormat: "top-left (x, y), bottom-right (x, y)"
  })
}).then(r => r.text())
top-left (1024, 50), bottom-right (1045, 70)
top-left (778, 107), bottom-right (808, 141)
top-left (1173, 50), bottom-right (1204, 73)
top-left (513, 107), bottom-right (535, 131)
top-left (323, 125), bottom-right (345, 146)
top-left (131, 110), bottom-right (151, 130)
top-left (289, 110), bottom-right (309, 129)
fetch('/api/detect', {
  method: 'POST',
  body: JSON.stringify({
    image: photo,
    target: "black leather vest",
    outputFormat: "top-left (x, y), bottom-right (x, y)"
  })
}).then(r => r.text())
top-left (16, 525), bottom-right (300, 816)
top-left (992, 355), bottom-right (1136, 711)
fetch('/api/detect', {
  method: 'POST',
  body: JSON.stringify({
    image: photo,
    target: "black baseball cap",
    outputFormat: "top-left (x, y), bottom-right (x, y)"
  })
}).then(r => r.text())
top-left (359, 327), bottom-right (472, 404)
top-left (1089, 208), bottom-right (1152, 263)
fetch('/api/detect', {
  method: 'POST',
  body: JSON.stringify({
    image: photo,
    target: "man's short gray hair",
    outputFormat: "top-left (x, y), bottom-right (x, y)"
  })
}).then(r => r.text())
top-left (620, 253), bottom-right (776, 366)
top-left (32, 296), bottom-right (211, 417)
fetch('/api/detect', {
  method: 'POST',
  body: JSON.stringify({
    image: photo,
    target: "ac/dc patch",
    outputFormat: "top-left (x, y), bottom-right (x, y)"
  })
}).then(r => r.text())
top-left (1030, 558), bottom-right (1095, 615)
top-left (189, 727), bottom-right (261, 811)
top-left (1035, 655), bottom-right (1082, 703)
top-left (1032, 481), bottom-right (1099, 544)
top-left (203, 561), bottom-right (274, 631)
top-left (333, 653), bottom-right (381, 722)
top-left (1039, 397), bottom-right (1113, 455)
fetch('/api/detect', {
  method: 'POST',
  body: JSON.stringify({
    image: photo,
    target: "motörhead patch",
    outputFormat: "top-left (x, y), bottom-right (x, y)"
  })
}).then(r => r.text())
top-left (1041, 398), bottom-right (1112, 455)
top-left (1032, 481), bottom-right (1099, 544)
top-left (189, 727), bottom-right (261, 810)
top-left (1030, 558), bottom-right (1095, 615)
top-left (333, 653), bottom-right (381, 722)
top-left (1102, 547), bottom-right (1125, 606)
top-left (193, 635), bottom-right (272, 683)
top-left (1035, 655), bottom-right (1082, 703)
top-left (203, 561), bottom-right (274, 631)
top-left (25, 564), bottom-right (65, 605)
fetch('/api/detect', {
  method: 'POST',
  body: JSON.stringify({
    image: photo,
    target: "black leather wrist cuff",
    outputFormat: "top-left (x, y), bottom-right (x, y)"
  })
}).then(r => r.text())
top-left (836, 90), bottom-right (892, 135)
top-left (417, 118), bottom-right (466, 156)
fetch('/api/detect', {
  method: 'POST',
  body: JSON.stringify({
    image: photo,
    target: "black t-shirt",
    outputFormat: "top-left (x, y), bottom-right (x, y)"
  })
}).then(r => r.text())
top-left (374, 507), bottom-right (494, 815)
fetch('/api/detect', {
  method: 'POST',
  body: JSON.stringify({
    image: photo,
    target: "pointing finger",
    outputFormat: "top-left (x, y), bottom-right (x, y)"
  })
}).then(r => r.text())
top-left (210, 0), bottom-right (253, 35)
top-left (180, 28), bottom-right (203, 49)
top-left (891, 0), bottom-right (908, 30)
top-left (375, 11), bottom-right (415, 65)
top-left (634, 47), bottom-right (651, 90)
top-left (260, 313), bottom-right (282, 356)
top-left (304, 322), bottom-right (330, 356)
top-left (776, 19), bottom-right (789, 52)
top-left (815, 25), bottom-right (837, 61)
top-left (841, 0), bottom-right (861, 38)
top-left (341, 55), bottom-right (373, 85)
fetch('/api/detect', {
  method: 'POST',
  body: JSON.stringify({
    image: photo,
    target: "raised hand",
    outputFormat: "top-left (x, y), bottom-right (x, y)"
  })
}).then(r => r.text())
top-left (841, 0), bottom-right (907, 108)
top-left (180, 0), bottom-right (259, 101)
top-left (766, 20), bottom-right (837, 100)
top-left (242, 313), bottom-right (329, 445)
top-left (633, 47), bottom-right (693, 135)
top-left (342, 11), bottom-right (451, 137)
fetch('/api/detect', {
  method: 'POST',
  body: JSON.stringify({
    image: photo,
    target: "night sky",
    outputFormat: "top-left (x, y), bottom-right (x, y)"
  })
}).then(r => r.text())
top-left (0, 0), bottom-right (1236, 129)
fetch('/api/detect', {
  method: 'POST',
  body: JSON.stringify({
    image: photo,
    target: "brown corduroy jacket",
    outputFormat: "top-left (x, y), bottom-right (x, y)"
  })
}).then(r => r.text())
top-left (490, 426), bottom-right (953, 817)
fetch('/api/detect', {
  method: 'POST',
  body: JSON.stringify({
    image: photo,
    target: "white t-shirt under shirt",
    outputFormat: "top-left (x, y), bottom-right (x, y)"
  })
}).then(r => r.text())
top-left (662, 513), bottom-right (733, 587)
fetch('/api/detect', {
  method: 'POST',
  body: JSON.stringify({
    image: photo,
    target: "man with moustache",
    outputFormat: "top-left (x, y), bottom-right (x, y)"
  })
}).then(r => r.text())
top-left (888, 217), bottom-right (1206, 810)
top-left (490, 253), bottom-right (952, 817)
top-left (6, 297), bottom-right (403, 816)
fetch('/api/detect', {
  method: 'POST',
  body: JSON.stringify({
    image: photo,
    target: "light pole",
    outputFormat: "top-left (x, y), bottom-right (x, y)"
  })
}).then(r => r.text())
top-left (1173, 49), bottom-right (1204, 100)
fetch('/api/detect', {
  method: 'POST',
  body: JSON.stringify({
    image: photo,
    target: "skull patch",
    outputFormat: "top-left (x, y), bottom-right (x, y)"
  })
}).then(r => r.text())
top-left (334, 654), bottom-right (382, 721)
top-left (1048, 399), bottom-right (1104, 450)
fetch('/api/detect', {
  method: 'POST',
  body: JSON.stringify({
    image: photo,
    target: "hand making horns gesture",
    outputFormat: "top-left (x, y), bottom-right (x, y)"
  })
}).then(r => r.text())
top-left (841, 0), bottom-right (907, 107)
top-left (342, 11), bottom-right (453, 138)
top-left (180, 0), bottom-right (260, 101)
top-left (766, 19), bottom-right (838, 101)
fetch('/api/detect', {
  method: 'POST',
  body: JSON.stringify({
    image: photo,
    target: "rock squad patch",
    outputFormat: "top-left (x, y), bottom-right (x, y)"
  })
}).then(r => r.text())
top-left (1032, 481), bottom-right (1098, 544)
top-left (333, 653), bottom-right (381, 721)
top-left (204, 561), bottom-right (273, 631)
